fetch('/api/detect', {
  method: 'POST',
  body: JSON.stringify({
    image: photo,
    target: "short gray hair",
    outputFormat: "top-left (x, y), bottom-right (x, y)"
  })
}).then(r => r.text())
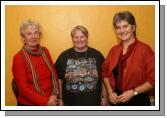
top-left (113, 11), bottom-right (136, 36)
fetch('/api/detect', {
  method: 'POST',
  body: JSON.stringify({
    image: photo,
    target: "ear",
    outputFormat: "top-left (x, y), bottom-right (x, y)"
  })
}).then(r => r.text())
top-left (20, 33), bottom-right (25, 38)
top-left (132, 25), bottom-right (136, 32)
top-left (22, 38), bottom-right (25, 44)
top-left (20, 34), bottom-right (26, 43)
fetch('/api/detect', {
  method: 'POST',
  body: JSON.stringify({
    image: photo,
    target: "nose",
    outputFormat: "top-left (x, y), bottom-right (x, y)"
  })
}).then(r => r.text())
top-left (119, 27), bottom-right (125, 33)
top-left (78, 37), bottom-right (82, 41)
top-left (31, 33), bottom-right (36, 38)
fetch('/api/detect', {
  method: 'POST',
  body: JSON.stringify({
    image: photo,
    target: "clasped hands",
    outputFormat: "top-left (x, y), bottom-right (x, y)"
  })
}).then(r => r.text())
top-left (109, 89), bottom-right (134, 105)
top-left (47, 95), bottom-right (64, 106)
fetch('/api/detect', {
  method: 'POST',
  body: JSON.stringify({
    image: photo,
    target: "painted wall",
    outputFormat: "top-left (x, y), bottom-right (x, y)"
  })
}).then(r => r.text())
top-left (5, 5), bottom-right (155, 106)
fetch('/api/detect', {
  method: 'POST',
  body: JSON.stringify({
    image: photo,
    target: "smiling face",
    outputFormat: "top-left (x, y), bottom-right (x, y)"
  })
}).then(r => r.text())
top-left (115, 20), bottom-right (135, 42)
top-left (71, 29), bottom-right (88, 52)
top-left (22, 25), bottom-right (40, 49)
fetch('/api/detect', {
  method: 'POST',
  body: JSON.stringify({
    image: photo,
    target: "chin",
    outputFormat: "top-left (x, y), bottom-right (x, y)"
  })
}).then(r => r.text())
top-left (77, 47), bottom-right (84, 50)
top-left (30, 44), bottom-right (38, 47)
top-left (121, 39), bottom-right (128, 41)
top-left (76, 45), bottom-right (85, 48)
top-left (119, 37), bottom-right (129, 41)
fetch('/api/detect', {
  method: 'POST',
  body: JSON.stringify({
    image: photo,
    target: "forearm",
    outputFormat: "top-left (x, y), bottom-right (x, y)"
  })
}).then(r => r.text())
top-left (103, 77), bottom-right (114, 96)
top-left (58, 79), bottom-right (63, 99)
top-left (58, 79), bottom-right (64, 106)
top-left (101, 81), bottom-right (108, 98)
top-left (101, 79), bottom-right (110, 105)
top-left (134, 81), bottom-right (154, 94)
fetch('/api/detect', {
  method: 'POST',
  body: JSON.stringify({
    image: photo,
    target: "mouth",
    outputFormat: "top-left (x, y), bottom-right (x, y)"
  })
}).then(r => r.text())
top-left (76, 42), bottom-right (84, 45)
top-left (30, 39), bottom-right (38, 42)
top-left (120, 32), bottom-right (127, 35)
top-left (119, 33), bottom-right (128, 37)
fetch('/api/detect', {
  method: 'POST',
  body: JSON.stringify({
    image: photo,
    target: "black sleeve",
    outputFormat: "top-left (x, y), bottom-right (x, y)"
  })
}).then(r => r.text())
top-left (54, 54), bottom-right (64, 80)
top-left (101, 53), bottom-right (105, 64)
top-left (95, 51), bottom-right (105, 80)
top-left (98, 51), bottom-right (105, 66)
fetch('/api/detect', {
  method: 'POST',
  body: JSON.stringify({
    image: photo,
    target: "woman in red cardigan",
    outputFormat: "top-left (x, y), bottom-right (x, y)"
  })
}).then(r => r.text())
top-left (12, 19), bottom-right (63, 106)
top-left (103, 11), bottom-right (155, 106)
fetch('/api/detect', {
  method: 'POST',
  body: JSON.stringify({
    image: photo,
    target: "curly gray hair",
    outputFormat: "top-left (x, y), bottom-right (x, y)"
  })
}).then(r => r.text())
top-left (20, 19), bottom-right (42, 37)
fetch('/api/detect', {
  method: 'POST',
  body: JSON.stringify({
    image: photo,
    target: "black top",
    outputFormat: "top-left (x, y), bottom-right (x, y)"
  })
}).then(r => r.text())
top-left (55, 47), bottom-right (104, 106)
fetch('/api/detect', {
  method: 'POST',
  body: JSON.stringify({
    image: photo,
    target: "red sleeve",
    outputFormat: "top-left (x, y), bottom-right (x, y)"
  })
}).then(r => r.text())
top-left (145, 46), bottom-right (155, 86)
top-left (43, 48), bottom-right (60, 89)
top-left (12, 53), bottom-right (49, 105)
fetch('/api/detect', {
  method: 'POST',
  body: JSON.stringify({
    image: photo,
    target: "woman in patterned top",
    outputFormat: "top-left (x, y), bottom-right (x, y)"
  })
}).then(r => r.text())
top-left (55, 26), bottom-right (109, 106)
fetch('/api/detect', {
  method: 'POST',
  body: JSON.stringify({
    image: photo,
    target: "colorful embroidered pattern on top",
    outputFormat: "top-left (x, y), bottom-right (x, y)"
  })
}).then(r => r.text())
top-left (65, 57), bottom-right (98, 92)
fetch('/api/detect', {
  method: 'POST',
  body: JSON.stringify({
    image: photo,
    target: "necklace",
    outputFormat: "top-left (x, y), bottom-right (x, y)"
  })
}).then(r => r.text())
top-left (74, 48), bottom-right (87, 60)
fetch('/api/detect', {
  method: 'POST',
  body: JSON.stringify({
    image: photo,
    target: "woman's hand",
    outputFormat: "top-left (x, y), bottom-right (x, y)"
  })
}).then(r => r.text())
top-left (117, 89), bottom-right (134, 103)
top-left (58, 99), bottom-right (64, 106)
top-left (109, 92), bottom-right (119, 105)
top-left (46, 95), bottom-right (59, 106)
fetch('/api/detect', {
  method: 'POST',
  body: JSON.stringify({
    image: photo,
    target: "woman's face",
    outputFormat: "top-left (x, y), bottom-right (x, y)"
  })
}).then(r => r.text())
top-left (72, 29), bottom-right (88, 51)
top-left (22, 25), bottom-right (40, 49)
top-left (115, 20), bottom-right (135, 41)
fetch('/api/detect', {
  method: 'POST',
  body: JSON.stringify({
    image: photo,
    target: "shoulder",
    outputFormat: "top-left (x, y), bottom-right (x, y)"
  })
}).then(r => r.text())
top-left (13, 50), bottom-right (23, 60)
top-left (59, 48), bottom-right (73, 56)
top-left (108, 43), bottom-right (121, 54)
top-left (112, 43), bottom-right (121, 50)
top-left (42, 46), bottom-right (49, 53)
top-left (87, 47), bottom-right (104, 59)
top-left (88, 47), bottom-right (103, 55)
top-left (13, 50), bottom-right (25, 64)
top-left (42, 46), bottom-right (52, 57)
top-left (63, 47), bottom-right (74, 54)
top-left (136, 40), bottom-right (154, 54)
top-left (56, 48), bottom-right (74, 61)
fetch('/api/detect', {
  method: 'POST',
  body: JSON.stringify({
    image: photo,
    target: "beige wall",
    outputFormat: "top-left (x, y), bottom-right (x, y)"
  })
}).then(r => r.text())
top-left (5, 5), bottom-right (155, 106)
